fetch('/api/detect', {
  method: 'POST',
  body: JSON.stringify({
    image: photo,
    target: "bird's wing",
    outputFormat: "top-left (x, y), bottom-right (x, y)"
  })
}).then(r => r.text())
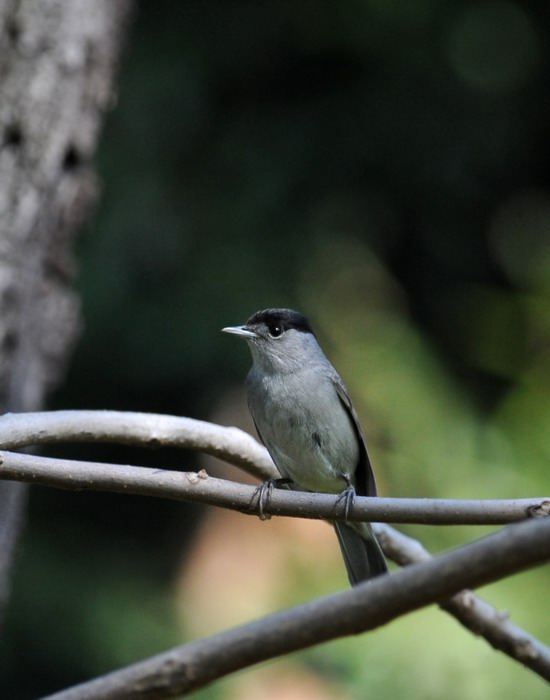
top-left (251, 414), bottom-right (266, 448)
top-left (332, 376), bottom-right (378, 498)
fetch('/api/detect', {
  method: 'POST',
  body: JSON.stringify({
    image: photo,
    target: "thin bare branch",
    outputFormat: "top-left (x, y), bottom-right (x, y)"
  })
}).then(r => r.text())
top-left (0, 450), bottom-right (548, 525)
top-left (375, 524), bottom-right (550, 677)
top-left (41, 516), bottom-right (550, 700)
top-left (0, 410), bottom-right (275, 480)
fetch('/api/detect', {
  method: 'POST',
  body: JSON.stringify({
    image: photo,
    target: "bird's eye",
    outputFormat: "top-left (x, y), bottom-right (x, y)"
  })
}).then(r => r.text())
top-left (268, 324), bottom-right (283, 338)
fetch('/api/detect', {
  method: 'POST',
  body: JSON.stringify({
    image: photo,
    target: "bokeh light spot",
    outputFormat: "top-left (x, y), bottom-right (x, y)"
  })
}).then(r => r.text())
top-left (445, 1), bottom-right (541, 93)
top-left (489, 189), bottom-right (550, 290)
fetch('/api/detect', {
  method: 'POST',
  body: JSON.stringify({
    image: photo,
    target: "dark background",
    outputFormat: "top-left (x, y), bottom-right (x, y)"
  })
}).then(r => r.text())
top-left (3, 2), bottom-right (550, 698)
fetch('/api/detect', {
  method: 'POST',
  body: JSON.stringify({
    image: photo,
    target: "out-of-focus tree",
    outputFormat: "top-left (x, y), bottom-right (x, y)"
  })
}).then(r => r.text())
top-left (0, 0), bottom-right (132, 620)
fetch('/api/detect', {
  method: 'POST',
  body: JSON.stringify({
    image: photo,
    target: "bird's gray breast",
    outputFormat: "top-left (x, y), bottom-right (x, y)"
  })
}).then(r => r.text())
top-left (246, 365), bottom-right (359, 493)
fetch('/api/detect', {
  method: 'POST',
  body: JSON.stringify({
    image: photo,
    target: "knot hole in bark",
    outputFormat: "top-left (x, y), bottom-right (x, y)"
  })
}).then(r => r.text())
top-left (5, 19), bottom-right (20, 45)
top-left (62, 144), bottom-right (82, 172)
top-left (3, 124), bottom-right (23, 149)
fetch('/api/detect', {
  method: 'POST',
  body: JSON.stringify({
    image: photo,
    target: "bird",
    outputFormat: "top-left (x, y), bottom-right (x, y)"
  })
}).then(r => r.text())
top-left (222, 307), bottom-right (387, 585)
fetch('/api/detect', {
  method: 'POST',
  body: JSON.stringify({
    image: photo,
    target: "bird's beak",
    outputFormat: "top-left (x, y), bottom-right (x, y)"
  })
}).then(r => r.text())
top-left (222, 325), bottom-right (257, 338)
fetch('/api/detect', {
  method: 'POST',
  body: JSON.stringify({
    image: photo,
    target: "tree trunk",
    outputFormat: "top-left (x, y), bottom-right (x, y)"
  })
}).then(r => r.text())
top-left (0, 0), bottom-right (133, 621)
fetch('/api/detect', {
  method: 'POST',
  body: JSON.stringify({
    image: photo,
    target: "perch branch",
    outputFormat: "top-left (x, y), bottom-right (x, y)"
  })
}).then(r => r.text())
top-left (0, 450), bottom-right (548, 525)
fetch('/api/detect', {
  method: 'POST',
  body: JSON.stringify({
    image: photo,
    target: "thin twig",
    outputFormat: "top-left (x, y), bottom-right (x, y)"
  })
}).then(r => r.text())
top-left (0, 450), bottom-right (548, 525)
top-left (40, 516), bottom-right (550, 700)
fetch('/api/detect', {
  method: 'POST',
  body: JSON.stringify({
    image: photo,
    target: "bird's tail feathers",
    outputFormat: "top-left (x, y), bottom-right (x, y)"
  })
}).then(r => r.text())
top-left (333, 521), bottom-right (387, 585)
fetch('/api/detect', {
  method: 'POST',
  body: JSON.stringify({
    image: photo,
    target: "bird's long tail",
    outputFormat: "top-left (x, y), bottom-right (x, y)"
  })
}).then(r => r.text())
top-left (333, 521), bottom-right (387, 585)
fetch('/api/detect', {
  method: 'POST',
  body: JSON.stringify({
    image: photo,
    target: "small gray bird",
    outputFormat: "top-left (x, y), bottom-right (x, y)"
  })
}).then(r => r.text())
top-left (222, 308), bottom-right (387, 585)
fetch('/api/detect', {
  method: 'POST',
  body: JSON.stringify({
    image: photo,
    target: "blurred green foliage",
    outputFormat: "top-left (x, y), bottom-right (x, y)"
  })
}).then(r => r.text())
top-left (2, 0), bottom-right (550, 697)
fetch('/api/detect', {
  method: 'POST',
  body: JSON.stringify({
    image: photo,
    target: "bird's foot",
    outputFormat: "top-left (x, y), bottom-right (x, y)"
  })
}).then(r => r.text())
top-left (252, 477), bottom-right (293, 520)
top-left (336, 477), bottom-right (356, 521)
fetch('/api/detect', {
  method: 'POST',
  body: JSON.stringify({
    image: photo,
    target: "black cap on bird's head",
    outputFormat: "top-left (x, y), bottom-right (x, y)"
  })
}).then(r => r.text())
top-left (222, 308), bottom-right (315, 341)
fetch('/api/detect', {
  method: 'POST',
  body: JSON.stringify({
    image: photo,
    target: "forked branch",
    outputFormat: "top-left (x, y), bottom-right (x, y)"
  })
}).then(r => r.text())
top-left (0, 410), bottom-right (548, 696)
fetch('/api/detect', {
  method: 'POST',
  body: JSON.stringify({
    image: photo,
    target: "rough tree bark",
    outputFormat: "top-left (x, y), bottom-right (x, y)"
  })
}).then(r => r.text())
top-left (0, 0), bottom-right (133, 621)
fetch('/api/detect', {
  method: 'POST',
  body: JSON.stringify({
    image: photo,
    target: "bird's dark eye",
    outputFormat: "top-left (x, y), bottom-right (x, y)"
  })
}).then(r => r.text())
top-left (268, 324), bottom-right (283, 338)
